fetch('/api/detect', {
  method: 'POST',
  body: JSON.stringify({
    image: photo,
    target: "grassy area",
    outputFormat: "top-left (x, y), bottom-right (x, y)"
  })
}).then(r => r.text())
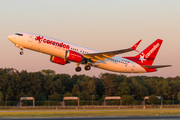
top-left (0, 108), bottom-right (180, 118)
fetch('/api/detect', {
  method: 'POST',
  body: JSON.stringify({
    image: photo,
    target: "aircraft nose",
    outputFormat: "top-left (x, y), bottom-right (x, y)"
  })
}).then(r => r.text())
top-left (7, 35), bottom-right (14, 42)
top-left (8, 35), bottom-right (12, 40)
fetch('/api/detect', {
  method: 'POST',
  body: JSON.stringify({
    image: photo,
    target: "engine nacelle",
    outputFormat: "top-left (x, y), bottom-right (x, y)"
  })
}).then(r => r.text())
top-left (65, 50), bottom-right (83, 63)
top-left (50, 55), bottom-right (68, 65)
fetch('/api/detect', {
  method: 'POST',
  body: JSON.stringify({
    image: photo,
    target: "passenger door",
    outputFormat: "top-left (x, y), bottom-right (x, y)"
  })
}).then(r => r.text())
top-left (28, 34), bottom-right (33, 42)
top-left (27, 34), bottom-right (33, 48)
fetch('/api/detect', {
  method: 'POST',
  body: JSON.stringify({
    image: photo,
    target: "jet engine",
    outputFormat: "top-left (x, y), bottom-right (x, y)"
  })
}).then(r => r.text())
top-left (65, 50), bottom-right (84, 63)
top-left (50, 55), bottom-right (68, 65)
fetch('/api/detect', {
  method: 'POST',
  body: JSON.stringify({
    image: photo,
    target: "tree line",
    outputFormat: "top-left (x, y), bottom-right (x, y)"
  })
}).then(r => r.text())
top-left (0, 68), bottom-right (180, 105)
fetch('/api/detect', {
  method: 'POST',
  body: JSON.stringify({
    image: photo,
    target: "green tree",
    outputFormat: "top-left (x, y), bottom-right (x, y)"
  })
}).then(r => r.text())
top-left (50, 92), bottom-right (62, 101)
top-left (87, 80), bottom-right (96, 95)
top-left (116, 82), bottom-right (130, 96)
top-left (52, 79), bottom-right (65, 94)
top-left (92, 77), bottom-right (103, 98)
top-left (63, 92), bottom-right (72, 97)
top-left (122, 95), bottom-right (133, 105)
top-left (1, 68), bottom-right (180, 104)
top-left (72, 84), bottom-right (79, 96)
top-left (55, 74), bottom-right (72, 92)
top-left (177, 92), bottom-right (180, 103)
top-left (41, 69), bottom-right (55, 76)
top-left (135, 84), bottom-right (148, 99)
top-left (78, 91), bottom-right (90, 99)
top-left (147, 95), bottom-right (159, 105)
top-left (0, 91), bottom-right (3, 103)
top-left (101, 73), bottom-right (118, 96)
top-left (36, 92), bottom-right (47, 101)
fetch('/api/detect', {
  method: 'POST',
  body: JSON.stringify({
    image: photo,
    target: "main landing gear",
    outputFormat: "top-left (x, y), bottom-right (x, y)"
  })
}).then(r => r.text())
top-left (75, 64), bottom-right (91, 72)
top-left (75, 67), bottom-right (81, 72)
top-left (20, 48), bottom-right (24, 55)
top-left (85, 65), bottom-right (91, 71)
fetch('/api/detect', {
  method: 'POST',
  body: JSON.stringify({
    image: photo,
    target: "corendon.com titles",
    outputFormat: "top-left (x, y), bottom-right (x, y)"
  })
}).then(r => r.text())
top-left (35, 36), bottom-right (70, 49)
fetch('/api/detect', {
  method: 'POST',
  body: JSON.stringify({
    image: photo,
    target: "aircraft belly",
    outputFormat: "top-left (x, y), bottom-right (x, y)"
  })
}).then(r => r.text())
top-left (97, 61), bottom-right (146, 73)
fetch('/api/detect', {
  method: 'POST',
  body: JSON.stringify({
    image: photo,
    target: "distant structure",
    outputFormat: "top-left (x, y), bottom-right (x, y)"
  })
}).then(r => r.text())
top-left (63, 97), bottom-right (79, 106)
top-left (143, 96), bottom-right (162, 107)
top-left (104, 96), bottom-right (121, 106)
top-left (20, 97), bottom-right (35, 107)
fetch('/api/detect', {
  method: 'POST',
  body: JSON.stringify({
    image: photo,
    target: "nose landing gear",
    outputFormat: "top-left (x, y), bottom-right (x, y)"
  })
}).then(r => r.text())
top-left (20, 51), bottom-right (24, 55)
top-left (20, 48), bottom-right (24, 55)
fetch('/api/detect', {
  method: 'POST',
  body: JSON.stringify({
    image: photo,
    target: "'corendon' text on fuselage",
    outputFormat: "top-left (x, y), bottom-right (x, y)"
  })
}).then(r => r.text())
top-left (35, 36), bottom-right (70, 49)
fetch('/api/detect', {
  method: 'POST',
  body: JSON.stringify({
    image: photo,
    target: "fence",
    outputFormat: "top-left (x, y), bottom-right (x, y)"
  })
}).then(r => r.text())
top-left (1, 105), bottom-right (180, 109)
top-left (0, 100), bottom-right (179, 106)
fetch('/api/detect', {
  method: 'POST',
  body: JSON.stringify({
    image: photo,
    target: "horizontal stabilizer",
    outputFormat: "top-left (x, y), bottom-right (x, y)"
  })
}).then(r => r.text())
top-left (143, 65), bottom-right (172, 69)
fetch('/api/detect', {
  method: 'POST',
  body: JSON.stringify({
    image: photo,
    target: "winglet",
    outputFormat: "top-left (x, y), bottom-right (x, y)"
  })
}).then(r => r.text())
top-left (131, 40), bottom-right (142, 52)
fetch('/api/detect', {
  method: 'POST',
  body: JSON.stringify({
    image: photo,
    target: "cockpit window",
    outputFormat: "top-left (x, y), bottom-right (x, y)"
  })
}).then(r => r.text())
top-left (15, 33), bottom-right (23, 36)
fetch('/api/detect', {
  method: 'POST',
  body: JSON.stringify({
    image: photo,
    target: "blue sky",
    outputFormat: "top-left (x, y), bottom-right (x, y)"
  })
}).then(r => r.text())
top-left (0, 0), bottom-right (179, 77)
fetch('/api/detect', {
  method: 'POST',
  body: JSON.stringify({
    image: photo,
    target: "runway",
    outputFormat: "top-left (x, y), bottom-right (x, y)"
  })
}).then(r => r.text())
top-left (1, 116), bottom-right (180, 120)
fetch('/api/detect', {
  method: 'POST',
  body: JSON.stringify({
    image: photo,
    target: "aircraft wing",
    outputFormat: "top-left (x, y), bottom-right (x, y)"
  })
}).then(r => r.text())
top-left (83, 40), bottom-right (141, 62)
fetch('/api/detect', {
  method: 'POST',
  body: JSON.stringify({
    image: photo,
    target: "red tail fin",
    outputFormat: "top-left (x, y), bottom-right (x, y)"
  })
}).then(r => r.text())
top-left (136, 39), bottom-right (163, 65)
top-left (124, 39), bottom-right (163, 66)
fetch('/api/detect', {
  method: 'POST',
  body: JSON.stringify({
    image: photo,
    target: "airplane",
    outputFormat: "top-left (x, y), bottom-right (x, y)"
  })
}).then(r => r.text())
top-left (7, 32), bottom-right (171, 73)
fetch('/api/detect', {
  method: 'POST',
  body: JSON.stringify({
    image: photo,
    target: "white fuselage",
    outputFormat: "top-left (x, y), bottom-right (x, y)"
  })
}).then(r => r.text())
top-left (8, 32), bottom-right (146, 73)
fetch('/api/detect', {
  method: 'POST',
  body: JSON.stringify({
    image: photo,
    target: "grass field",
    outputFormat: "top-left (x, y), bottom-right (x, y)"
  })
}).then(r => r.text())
top-left (0, 108), bottom-right (180, 118)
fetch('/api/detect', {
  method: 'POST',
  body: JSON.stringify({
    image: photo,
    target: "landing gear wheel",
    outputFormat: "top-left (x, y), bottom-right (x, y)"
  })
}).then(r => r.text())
top-left (20, 51), bottom-right (24, 55)
top-left (75, 67), bottom-right (81, 72)
top-left (85, 65), bottom-right (91, 71)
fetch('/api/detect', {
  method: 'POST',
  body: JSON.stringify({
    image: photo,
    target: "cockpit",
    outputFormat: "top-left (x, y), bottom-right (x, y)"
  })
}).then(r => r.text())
top-left (15, 33), bottom-right (23, 36)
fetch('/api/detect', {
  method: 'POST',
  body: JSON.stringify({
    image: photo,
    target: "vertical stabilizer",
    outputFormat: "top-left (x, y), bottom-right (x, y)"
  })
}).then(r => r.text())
top-left (124, 39), bottom-right (163, 66)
